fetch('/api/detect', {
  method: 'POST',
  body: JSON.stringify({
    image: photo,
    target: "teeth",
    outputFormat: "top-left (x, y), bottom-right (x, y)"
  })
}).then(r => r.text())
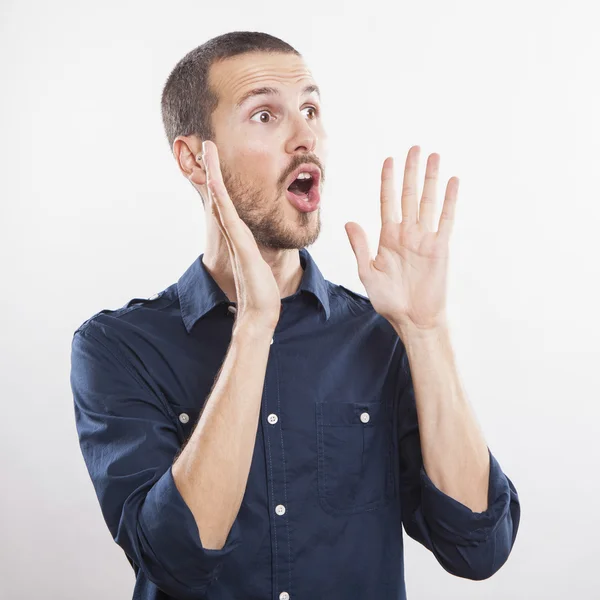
top-left (296, 172), bottom-right (312, 179)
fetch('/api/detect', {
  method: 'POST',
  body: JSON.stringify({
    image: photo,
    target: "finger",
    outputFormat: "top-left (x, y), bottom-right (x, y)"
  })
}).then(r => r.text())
top-left (210, 189), bottom-right (235, 257)
top-left (345, 222), bottom-right (372, 281)
top-left (203, 141), bottom-right (261, 263)
top-left (437, 177), bottom-right (459, 243)
top-left (201, 144), bottom-right (237, 259)
top-left (419, 153), bottom-right (440, 232)
top-left (203, 141), bottom-right (245, 241)
top-left (207, 177), bottom-right (248, 304)
top-left (380, 157), bottom-right (399, 225)
top-left (401, 145), bottom-right (420, 225)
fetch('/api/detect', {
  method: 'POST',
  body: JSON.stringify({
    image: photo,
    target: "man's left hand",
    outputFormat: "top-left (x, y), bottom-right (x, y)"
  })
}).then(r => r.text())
top-left (345, 145), bottom-right (458, 332)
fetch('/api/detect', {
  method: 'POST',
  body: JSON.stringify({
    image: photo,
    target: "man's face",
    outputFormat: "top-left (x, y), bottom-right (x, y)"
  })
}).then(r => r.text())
top-left (208, 52), bottom-right (328, 250)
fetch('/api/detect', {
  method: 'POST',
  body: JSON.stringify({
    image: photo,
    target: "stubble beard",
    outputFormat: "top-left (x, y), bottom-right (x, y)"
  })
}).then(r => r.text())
top-left (220, 165), bottom-right (321, 251)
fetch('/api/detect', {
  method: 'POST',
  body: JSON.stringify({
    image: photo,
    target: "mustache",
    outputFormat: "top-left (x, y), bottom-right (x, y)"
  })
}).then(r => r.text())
top-left (278, 154), bottom-right (325, 189)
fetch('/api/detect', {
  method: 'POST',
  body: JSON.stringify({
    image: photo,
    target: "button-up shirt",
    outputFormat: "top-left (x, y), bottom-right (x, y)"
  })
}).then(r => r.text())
top-left (70, 247), bottom-right (520, 600)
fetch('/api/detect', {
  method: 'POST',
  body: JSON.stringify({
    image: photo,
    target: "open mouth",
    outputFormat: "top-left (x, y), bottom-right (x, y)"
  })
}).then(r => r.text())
top-left (287, 172), bottom-right (316, 199)
top-left (284, 165), bottom-right (321, 213)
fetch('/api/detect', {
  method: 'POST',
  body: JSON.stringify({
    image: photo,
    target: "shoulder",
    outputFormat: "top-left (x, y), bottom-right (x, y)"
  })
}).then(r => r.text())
top-left (332, 283), bottom-right (371, 305)
top-left (328, 282), bottom-right (375, 317)
top-left (73, 285), bottom-right (177, 336)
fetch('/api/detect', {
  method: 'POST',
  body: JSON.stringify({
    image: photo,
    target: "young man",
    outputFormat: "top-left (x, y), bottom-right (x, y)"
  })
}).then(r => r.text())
top-left (71, 31), bottom-right (520, 600)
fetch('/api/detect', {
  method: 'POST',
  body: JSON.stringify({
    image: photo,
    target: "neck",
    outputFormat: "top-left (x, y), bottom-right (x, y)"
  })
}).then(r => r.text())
top-left (201, 233), bottom-right (304, 304)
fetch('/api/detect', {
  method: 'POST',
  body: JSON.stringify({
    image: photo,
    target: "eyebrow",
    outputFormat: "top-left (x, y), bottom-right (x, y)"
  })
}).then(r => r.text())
top-left (235, 84), bottom-right (321, 109)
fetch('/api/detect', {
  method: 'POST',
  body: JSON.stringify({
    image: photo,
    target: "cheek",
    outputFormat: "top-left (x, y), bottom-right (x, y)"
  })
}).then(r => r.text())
top-left (317, 127), bottom-right (329, 158)
top-left (318, 142), bottom-right (328, 165)
top-left (236, 147), bottom-right (280, 188)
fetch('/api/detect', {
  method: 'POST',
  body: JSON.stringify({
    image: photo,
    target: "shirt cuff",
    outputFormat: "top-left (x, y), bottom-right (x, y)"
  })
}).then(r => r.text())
top-left (138, 464), bottom-right (243, 589)
top-left (419, 448), bottom-right (512, 545)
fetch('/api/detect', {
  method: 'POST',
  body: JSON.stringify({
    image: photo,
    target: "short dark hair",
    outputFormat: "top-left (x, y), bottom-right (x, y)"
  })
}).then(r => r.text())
top-left (161, 31), bottom-right (300, 153)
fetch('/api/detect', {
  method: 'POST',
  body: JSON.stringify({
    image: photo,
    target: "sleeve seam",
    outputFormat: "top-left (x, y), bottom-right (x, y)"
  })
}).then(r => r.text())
top-left (75, 326), bottom-right (176, 423)
top-left (77, 327), bottom-right (150, 392)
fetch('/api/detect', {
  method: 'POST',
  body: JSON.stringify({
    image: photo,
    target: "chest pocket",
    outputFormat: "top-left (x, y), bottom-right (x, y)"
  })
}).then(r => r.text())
top-left (316, 399), bottom-right (394, 515)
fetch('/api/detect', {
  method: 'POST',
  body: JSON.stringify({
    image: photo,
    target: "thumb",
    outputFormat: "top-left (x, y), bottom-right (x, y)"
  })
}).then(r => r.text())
top-left (345, 222), bottom-right (372, 280)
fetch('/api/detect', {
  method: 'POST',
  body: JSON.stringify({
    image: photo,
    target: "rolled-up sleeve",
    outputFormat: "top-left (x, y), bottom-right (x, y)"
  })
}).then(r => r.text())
top-left (394, 346), bottom-right (521, 581)
top-left (70, 324), bottom-right (242, 599)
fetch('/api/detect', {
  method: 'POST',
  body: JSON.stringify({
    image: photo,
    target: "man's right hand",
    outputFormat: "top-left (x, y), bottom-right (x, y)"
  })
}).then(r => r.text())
top-left (200, 140), bottom-right (282, 333)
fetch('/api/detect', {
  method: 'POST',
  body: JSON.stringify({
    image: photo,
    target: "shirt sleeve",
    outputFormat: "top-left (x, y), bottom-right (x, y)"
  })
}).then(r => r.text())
top-left (70, 324), bottom-right (242, 599)
top-left (394, 344), bottom-right (521, 581)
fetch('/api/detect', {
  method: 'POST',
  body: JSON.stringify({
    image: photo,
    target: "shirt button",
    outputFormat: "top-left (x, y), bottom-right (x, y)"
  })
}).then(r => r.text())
top-left (275, 504), bottom-right (286, 516)
top-left (267, 413), bottom-right (278, 425)
top-left (227, 305), bottom-right (237, 314)
top-left (271, 337), bottom-right (274, 345)
top-left (179, 413), bottom-right (190, 424)
top-left (279, 592), bottom-right (290, 600)
top-left (360, 411), bottom-right (370, 424)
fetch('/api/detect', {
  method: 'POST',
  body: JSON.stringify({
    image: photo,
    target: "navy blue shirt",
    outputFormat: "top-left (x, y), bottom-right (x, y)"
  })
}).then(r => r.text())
top-left (70, 247), bottom-right (520, 600)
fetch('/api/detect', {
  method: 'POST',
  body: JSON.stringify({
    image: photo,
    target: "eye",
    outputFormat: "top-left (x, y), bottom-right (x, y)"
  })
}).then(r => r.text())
top-left (250, 110), bottom-right (275, 123)
top-left (303, 106), bottom-right (319, 120)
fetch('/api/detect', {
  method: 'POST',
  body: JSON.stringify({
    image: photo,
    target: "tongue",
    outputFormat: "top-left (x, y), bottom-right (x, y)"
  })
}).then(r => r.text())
top-left (288, 179), bottom-right (311, 196)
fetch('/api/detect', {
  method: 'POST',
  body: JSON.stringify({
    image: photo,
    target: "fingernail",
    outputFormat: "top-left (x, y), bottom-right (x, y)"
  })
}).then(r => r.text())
top-left (202, 140), bottom-right (207, 153)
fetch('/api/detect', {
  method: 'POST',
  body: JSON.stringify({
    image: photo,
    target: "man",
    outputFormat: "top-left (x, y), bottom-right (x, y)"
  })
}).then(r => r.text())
top-left (70, 31), bottom-right (520, 600)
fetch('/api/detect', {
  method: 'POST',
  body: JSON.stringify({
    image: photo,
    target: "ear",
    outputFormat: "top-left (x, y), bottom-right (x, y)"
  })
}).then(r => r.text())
top-left (174, 135), bottom-right (206, 186)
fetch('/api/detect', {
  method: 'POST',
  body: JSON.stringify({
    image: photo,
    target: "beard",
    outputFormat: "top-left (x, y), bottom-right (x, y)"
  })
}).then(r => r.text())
top-left (219, 163), bottom-right (322, 251)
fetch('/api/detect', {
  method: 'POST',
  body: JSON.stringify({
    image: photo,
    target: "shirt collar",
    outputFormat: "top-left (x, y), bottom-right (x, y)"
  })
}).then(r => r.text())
top-left (177, 247), bottom-right (331, 333)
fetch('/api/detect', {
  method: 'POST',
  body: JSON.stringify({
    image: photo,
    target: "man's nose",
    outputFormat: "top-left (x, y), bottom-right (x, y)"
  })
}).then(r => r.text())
top-left (286, 115), bottom-right (318, 154)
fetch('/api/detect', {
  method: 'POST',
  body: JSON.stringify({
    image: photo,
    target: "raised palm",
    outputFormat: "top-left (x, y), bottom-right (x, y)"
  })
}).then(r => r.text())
top-left (345, 146), bottom-right (458, 331)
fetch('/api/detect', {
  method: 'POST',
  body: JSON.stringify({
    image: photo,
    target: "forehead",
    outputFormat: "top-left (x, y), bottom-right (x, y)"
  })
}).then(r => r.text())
top-left (209, 52), bottom-right (317, 107)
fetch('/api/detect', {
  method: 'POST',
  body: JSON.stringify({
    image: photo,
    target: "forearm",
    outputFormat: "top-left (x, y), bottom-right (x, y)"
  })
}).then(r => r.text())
top-left (172, 318), bottom-right (274, 550)
top-left (395, 321), bottom-right (490, 512)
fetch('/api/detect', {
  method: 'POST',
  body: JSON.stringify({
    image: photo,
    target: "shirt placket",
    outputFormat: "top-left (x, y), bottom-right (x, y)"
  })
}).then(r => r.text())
top-left (261, 322), bottom-right (294, 600)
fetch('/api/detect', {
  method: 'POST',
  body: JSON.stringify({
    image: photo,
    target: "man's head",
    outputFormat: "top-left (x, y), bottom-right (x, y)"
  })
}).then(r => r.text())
top-left (161, 32), bottom-right (327, 250)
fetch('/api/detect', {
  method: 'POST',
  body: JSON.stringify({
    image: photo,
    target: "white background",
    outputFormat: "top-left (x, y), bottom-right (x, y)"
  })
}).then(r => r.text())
top-left (1, 1), bottom-right (599, 598)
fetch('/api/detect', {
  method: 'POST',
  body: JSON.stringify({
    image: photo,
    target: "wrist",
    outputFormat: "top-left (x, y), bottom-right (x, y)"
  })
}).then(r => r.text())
top-left (393, 318), bottom-right (450, 342)
top-left (233, 316), bottom-right (277, 341)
